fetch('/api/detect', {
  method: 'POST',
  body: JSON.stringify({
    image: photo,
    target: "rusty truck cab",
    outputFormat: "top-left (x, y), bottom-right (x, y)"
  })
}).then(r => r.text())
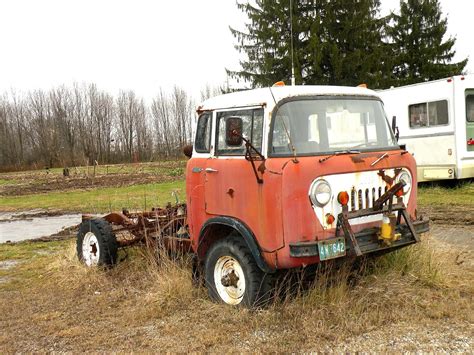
top-left (186, 85), bottom-right (429, 306)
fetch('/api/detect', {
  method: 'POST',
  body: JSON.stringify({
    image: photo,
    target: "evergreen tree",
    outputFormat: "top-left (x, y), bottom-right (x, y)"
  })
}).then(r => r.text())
top-left (389, 0), bottom-right (467, 85)
top-left (229, 0), bottom-right (308, 87)
top-left (229, 0), bottom-right (391, 88)
top-left (317, 0), bottom-right (391, 87)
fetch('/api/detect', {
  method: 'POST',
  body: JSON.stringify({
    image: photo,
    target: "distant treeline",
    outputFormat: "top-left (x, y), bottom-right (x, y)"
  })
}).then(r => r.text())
top-left (0, 84), bottom-right (220, 171)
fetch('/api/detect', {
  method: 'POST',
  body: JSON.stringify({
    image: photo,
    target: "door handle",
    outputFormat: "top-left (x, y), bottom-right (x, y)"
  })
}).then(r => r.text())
top-left (205, 167), bottom-right (218, 173)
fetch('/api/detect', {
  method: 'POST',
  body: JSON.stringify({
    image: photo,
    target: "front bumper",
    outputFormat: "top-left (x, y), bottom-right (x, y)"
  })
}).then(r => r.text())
top-left (289, 210), bottom-right (429, 258)
top-left (290, 184), bottom-right (430, 259)
top-left (348, 216), bottom-right (428, 255)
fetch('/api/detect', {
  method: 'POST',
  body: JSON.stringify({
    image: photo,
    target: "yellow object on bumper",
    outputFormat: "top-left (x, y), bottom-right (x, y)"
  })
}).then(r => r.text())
top-left (378, 214), bottom-right (401, 245)
top-left (380, 216), bottom-right (392, 239)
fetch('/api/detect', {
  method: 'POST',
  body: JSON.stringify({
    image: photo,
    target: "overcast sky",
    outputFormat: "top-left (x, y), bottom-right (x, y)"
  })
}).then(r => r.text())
top-left (0, 0), bottom-right (472, 101)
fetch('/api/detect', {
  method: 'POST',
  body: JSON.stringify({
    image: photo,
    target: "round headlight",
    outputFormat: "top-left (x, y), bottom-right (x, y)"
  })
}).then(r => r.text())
top-left (309, 179), bottom-right (332, 207)
top-left (397, 171), bottom-right (412, 195)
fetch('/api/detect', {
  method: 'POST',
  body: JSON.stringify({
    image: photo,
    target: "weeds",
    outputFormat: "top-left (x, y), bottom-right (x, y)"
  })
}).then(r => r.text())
top-left (1, 233), bottom-right (472, 352)
top-left (418, 179), bottom-right (474, 206)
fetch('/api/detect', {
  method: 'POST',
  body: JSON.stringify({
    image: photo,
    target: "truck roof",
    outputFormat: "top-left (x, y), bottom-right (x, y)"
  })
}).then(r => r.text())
top-left (198, 85), bottom-right (381, 112)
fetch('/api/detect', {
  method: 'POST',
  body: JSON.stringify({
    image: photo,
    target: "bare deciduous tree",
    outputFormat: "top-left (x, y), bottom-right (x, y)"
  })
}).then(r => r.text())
top-left (0, 82), bottom-right (223, 171)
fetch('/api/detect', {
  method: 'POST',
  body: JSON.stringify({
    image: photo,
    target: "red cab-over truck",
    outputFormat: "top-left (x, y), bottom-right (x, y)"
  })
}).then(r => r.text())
top-left (77, 84), bottom-right (429, 307)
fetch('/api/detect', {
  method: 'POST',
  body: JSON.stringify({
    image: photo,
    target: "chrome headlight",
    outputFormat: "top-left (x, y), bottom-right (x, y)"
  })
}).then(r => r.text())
top-left (397, 170), bottom-right (412, 195)
top-left (309, 179), bottom-right (332, 207)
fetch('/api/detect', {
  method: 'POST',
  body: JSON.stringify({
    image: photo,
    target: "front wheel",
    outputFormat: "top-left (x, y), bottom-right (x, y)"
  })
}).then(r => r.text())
top-left (204, 236), bottom-right (273, 307)
top-left (77, 218), bottom-right (118, 267)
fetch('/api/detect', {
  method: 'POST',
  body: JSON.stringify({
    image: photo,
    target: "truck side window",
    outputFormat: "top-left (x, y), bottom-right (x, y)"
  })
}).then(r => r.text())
top-left (408, 100), bottom-right (448, 128)
top-left (216, 108), bottom-right (263, 155)
top-left (467, 95), bottom-right (474, 122)
top-left (195, 113), bottom-right (212, 153)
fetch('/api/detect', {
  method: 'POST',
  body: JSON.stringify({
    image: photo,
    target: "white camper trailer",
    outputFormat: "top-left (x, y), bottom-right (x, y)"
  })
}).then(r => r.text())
top-left (379, 75), bottom-right (474, 182)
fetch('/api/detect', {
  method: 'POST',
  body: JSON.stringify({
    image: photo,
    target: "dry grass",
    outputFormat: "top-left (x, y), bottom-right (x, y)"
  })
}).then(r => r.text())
top-left (1, 232), bottom-right (473, 352)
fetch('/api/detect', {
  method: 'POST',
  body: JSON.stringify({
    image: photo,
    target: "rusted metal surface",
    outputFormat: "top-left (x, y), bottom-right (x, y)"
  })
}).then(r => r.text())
top-left (331, 168), bottom-right (428, 252)
top-left (186, 150), bottom-right (422, 269)
top-left (338, 204), bottom-right (363, 256)
top-left (102, 203), bottom-right (190, 253)
top-left (372, 181), bottom-right (405, 211)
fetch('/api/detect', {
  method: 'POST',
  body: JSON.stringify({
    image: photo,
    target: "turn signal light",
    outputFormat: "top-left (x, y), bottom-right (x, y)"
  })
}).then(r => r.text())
top-left (337, 191), bottom-right (349, 206)
top-left (272, 81), bottom-right (285, 87)
top-left (325, 213), bottom-right (335, 225)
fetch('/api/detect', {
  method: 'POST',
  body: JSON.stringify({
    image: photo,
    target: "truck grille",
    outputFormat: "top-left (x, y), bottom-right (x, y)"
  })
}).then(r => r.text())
top-left (349, 186), bottom-right (389, 211)
top-left (311, 169), bottom-right (411, 228)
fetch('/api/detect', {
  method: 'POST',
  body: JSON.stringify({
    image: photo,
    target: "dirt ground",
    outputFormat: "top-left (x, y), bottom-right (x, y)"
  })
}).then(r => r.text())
top-left (0, 212), bottom-right (472, 352)
top-left (0, 161), bottom-right (185, 196)
top-left (420, 204), bottom-right (474, 226)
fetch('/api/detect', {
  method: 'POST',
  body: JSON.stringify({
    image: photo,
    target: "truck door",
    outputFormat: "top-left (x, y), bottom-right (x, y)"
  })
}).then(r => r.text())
top-left (186, 112), bottom-right (212, 240)
top-left (204, 107), bottom-right (284, 252)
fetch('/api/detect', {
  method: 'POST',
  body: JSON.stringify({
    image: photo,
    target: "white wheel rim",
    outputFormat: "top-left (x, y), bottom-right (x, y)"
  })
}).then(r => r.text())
top-left (214, 255), bottom-right (246, 305)
top-left (82, 232), bottom-right (100, 266)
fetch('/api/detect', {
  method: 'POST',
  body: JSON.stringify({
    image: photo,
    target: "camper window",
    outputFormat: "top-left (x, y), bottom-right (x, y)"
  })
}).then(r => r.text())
top-left (408, 100), bottom-right (448, 128)
top-left (467, 95), bottom-right (474, 122)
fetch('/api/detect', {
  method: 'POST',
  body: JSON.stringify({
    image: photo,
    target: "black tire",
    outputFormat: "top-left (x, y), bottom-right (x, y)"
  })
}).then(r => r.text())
top-left (76, 218), bottom-right (118, 267)
top-left (204, 235), bottom-right (274, 307)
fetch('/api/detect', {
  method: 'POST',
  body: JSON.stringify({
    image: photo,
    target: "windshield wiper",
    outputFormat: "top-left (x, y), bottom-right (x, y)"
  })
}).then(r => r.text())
top-left (319, 150), bottom-right (361, 163)
top-left (370, 152), bottom-right (388, 167)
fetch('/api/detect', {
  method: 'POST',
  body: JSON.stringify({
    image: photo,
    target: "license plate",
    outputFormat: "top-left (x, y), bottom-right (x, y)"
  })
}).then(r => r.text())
top-left (318, 237), bottom-right (346, 261)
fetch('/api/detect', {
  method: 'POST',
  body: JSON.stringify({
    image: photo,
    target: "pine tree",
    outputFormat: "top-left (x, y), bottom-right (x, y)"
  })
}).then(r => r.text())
top-left (229, 0), bottom-right (391, 88)
top-left (229, 0), bottom-right (308, 87)
top-left (317, 0), bottom-right (391, 87)
top-left (388, 0), bottom-right (467, 85)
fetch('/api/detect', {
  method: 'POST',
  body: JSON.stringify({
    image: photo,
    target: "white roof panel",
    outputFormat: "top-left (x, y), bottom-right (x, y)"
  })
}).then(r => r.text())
top-left (198, 85), bottom-right (381, 112)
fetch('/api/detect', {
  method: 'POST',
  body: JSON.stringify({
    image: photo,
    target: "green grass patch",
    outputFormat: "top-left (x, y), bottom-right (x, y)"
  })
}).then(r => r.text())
top-left (0, 240), bottom-right (66, 261)
top-left (0, 179), bottom-right (19, 186)
top-left (0, 180), bottom-right (186, 213)
top-left (418, 181), bottom-right (474, 207)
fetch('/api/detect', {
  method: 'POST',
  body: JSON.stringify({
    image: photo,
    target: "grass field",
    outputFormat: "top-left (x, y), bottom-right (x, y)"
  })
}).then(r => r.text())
top-left (0, 161), bottom-right (186, 212)
top-left (0, 162), bottom-right (473, 351)
top-left (1, 235), bottom-right (472, 352)
top-left (418, 180), bottom-right (474, 206)
top-left (0, 180), bottom-right (185, 213)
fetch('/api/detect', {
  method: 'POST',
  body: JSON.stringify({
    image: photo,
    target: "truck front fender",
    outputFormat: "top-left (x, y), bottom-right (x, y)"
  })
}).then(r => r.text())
top-left (198, 216), bottom-right (274, 274)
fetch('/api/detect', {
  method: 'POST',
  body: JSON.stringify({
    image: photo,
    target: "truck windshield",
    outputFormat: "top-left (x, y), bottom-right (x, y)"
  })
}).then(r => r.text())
top-left (271, 98), bottom-right (398, 156)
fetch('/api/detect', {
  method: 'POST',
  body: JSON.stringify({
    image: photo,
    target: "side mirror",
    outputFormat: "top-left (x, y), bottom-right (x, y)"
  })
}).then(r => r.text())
top-left (391, 116), bottom-right (400, 141)
top-left (183, 144), bottom-right (193, 158)
top-left (225, 117), bottom-right (243, 146)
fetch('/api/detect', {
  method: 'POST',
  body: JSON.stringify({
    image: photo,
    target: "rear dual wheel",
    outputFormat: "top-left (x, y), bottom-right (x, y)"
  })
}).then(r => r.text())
top-left (77, 218), bottom-right (118, 267)
top-left (204, 236), bottom-right (274, 307)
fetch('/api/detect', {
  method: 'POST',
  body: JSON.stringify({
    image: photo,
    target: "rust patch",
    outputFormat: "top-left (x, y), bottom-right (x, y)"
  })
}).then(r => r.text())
top-left (99, 203), bottom-right (190, 252)
top-left (378, 168), bottom-right (402, 186)
top-left (350, 152), bottom-right (382, 163)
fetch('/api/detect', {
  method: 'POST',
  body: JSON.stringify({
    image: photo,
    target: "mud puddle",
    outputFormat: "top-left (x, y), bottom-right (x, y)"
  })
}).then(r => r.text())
top-left (0, 211), bottom-right (82, 243)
